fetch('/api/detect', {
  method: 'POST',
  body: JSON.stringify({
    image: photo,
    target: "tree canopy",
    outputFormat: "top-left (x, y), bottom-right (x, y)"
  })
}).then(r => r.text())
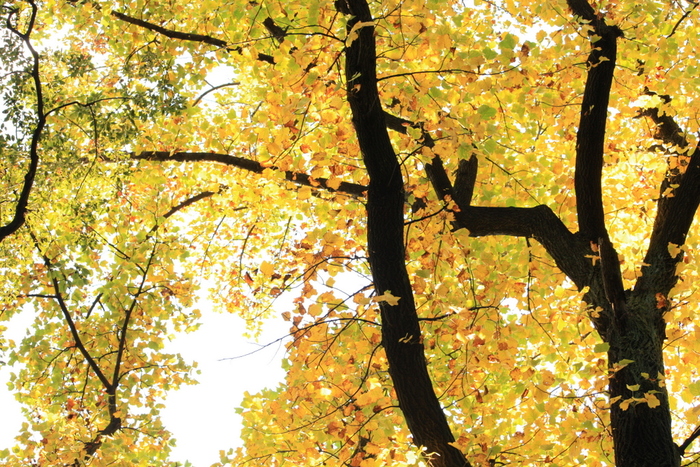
top-left (2, 0), bottom-right (700, 465)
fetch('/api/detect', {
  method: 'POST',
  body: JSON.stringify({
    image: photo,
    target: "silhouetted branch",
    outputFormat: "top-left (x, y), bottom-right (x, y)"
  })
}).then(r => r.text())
top-left (0, 0), bottom-right (44, 242)
top-left (27, 229), bottom-right (112, 391)
top-left (111, 11), bottom-right (228, 47)
top-left (341, 0), bottom-right (472, 465)
top-left (635, 95), bottom-right (700, 299)
top-left (132, 151), bottom-right (368, 197)
top-left (570, 1), bottom-right (623, 243)
top-left (667, 1), bottom-right (698, 38)
top-left (453, 155), bottom-right (478, 208)
top-left (678, 424), bottom-right (700, 455)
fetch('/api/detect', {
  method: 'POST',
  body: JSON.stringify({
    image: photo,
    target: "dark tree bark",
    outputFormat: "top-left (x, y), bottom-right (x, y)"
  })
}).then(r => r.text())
top-left (0, 2), bottom-right (44, 243)
top-left (338, 0), bottom-right (697, 463)
top-left (121, 0), bottom-right (700, 464)
top-left (338, 0), bottom-right (471, 465)
top-left (132, 151), bottom-right (368, 197)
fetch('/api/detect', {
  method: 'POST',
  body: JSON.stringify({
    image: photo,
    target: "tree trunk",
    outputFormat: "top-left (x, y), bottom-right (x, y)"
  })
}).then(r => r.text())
top-left (606, 294), bottom-right (680, 467)
top-left (339, 0), bottom-right (471, 465)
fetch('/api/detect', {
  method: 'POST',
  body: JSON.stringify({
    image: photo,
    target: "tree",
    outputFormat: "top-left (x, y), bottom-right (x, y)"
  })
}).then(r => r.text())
top-left (1, 0), bottom-right (700, 465)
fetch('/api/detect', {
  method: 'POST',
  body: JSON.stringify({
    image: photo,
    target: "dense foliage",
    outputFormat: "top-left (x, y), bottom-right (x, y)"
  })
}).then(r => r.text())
top-left (2, 0), bottom-right (700, 465)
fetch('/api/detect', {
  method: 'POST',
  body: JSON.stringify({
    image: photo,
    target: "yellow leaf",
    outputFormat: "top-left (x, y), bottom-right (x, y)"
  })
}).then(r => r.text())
top-left (294, 185), bottom-right (313, 201)
top-left (260, 261), bottom-right (274, 277)
top-left (346, 21), bottom-right (375, 46)
top-left (645, 392), bottom-right (661, 408)
top-left (325, 176), bottom-right (342, 190)
top-left (373, 291), bottom-right (401, 306)
top-left (668, 243), bottom-right (682, 258)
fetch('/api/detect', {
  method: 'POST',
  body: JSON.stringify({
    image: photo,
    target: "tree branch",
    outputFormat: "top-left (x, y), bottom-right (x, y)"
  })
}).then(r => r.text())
top-left (27, 230), bottom-right (112, 392)
top-left (678, 424), bottom-right (700, 455)
top-left (453, 155), bottom-right (478, 208)
top-left (0, 0), bottom-right (44, 242)
top-left (570, 3), bottom-right (623, 243)
top-left (111, 10), bottom-right (277, 64)
top-left (340, 0), bottom-right (472, 465)
top-left (132, 151), bottom-right (368, 197)
top-left (636, 142), bottom-right (700, 297)
top-left (632, 94), bottom-right (700, 298)
top-left (383, 111), bottom-right (435, 148)
top-left (149, 188), bottom-right (224, 235)
top-left (109, 243), bottom-right (157, 432)
top-left (424, 153), bottom-right (612, 334)
top-left (667, 1), bottom-right (698, 38)
top-left (566, 0), bottom-right (625, 332)
top-left (111, 11), bottom-right (228, 48)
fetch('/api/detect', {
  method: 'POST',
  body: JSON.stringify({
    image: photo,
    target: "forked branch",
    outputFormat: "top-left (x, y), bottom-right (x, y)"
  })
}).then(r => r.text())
top-left (340, 0), bottom-right (473, 465)
top-left (0, 0), bottom-right (44, 242)
top-left (632, 92), bottom-right (700, 297)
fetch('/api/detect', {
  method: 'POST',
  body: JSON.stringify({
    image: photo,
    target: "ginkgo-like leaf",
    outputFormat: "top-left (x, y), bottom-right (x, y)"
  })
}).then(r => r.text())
top-left (1, 0), bottom-right (700, 465)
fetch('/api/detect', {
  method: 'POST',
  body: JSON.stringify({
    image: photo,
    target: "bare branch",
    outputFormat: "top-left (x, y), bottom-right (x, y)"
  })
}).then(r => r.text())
top-left (193, 82), bottom-right (240, 107)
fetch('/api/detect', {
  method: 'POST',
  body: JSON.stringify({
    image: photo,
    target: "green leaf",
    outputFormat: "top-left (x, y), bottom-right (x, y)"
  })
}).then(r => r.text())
top-left (482, 47), bottom-right (498, 60)
top-left (499, 33), bottom-right (517, 51)
top-left (478, 104), bottom-right (497, 120)
top-left (689, 382), bottom-right (700, 396)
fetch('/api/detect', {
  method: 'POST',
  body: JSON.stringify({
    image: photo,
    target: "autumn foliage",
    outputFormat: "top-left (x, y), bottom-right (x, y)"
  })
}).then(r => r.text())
top-left (2, 0), bottom-right (700, 465)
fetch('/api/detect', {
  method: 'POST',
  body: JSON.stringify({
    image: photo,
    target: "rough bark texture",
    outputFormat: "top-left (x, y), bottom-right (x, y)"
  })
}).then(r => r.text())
top-left (339, 0), bottom-right (471, 465)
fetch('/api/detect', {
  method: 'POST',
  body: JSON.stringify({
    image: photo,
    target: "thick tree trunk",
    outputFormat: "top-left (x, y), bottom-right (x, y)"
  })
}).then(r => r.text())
top-left (339, 0), bottom-right (470, 465)
top-left (606, 296), bottom-right (679, 467)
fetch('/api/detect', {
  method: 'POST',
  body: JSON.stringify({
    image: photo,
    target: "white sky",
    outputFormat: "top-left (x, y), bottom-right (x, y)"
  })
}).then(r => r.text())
top-left (161, 309), bottom-right (288, 466)
top-left (0, 304), bottom-right (289, 467)
top-left (0, 54), bottom-right (294, 465)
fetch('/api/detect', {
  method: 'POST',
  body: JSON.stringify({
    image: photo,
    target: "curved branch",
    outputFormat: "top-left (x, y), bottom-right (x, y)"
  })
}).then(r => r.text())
top-left (0, 0), bottom-right (44, 242)
top-left (193, 82), bottom-right (240, 107)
